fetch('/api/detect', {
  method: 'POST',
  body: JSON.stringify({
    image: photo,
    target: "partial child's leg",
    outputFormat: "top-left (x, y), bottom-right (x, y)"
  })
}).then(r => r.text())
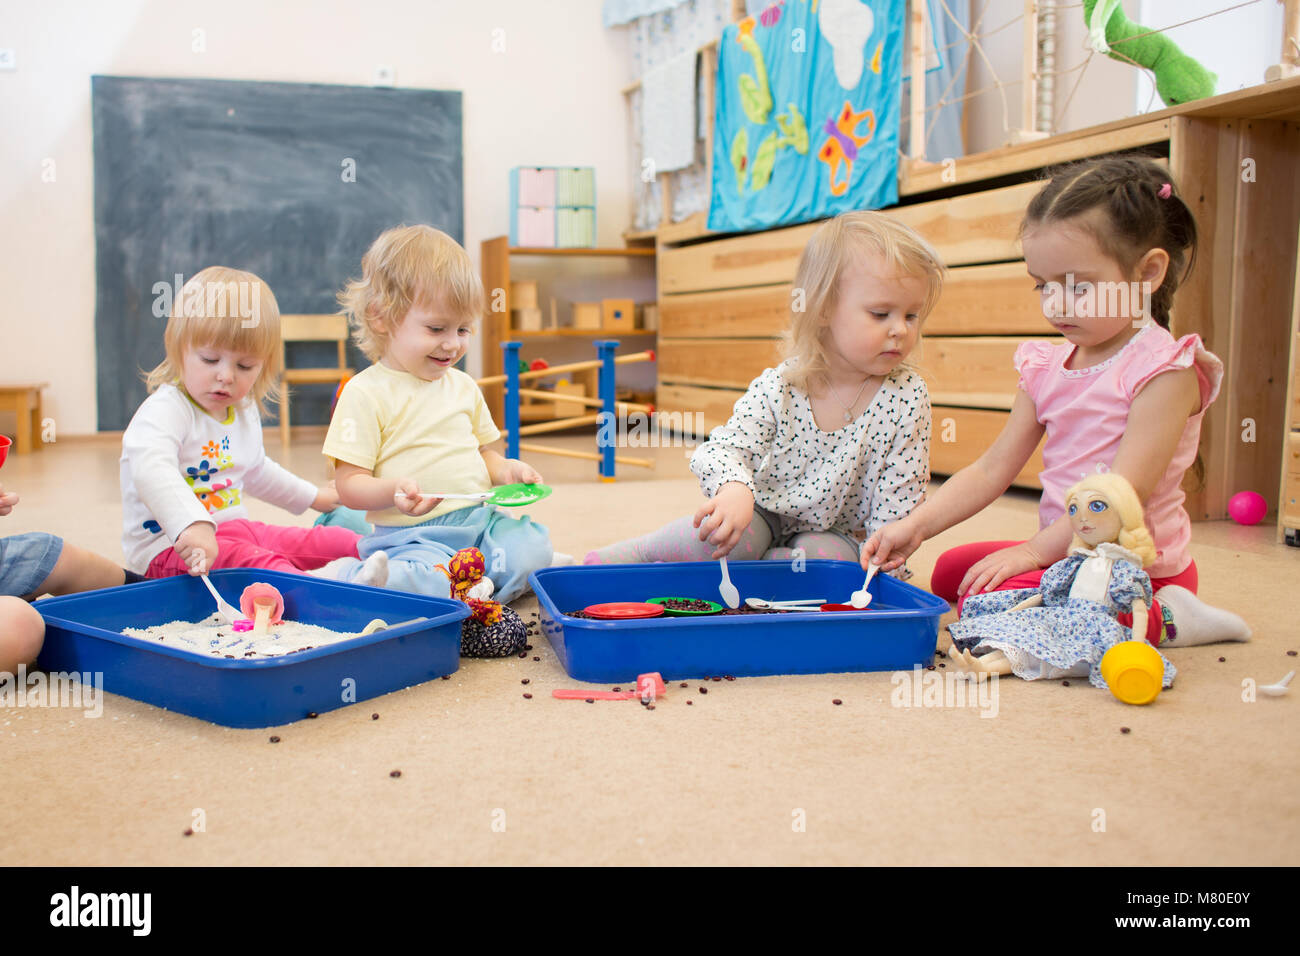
top-left (224, 520), bottom-right (361, 571)
top-left (15, 537), bottom-right (128, 596)
top-left (584, 513), bottom-right (774, 565)
top-left (766, 531), bottom-right (861, 562)
top-left (0, 596), bottom-right (44, 672)
top-left (475, 511), bottom-right (554, 603)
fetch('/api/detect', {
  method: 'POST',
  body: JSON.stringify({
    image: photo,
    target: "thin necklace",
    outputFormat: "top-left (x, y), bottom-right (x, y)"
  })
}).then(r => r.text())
top-left (823, 373), bottom-right (873, 423)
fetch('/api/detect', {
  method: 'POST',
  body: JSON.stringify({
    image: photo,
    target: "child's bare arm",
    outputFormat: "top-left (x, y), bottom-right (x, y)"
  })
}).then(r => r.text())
top-left (1110, 367), bottom-right (1201, 501)
top-left (479, 444), bottom-right (543, 485)
top-left (863, 391), bottom-right (1045, 569)
top-left (334, 461), bottom-right (441, 517)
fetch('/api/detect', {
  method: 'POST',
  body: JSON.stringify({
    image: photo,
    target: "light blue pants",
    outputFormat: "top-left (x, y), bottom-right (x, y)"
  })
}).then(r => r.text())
top-left (342, 505), bottom-right (552, 603)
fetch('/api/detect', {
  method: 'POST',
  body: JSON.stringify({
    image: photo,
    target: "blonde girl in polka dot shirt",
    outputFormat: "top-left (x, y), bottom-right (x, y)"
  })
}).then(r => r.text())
top-left (586, 211), bottom-right (945, 576)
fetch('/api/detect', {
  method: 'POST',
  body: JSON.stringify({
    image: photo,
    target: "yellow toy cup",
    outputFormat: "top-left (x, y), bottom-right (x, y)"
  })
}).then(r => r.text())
top-left (1100, 641), bottom-right (1165, 705)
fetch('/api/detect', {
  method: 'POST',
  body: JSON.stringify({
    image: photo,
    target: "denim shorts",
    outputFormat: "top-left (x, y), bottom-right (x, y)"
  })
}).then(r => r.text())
top-left (0, 532), bottom-right (63, 597)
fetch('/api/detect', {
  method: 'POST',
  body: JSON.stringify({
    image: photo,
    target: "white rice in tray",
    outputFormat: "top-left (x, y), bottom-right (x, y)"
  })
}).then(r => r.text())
top-left (122, 613), bottom-right (364, 659)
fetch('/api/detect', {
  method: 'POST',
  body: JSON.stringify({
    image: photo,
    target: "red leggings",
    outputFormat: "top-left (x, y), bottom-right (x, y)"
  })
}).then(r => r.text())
top-left (147, 519), bottom-right (360, 578)
top-left (931, 540), bottom-right (1199, 646)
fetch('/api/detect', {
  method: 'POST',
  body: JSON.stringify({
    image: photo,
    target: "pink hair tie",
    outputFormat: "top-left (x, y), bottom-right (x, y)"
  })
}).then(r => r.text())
top-left (1157, 182), bottom-right (1172, 199)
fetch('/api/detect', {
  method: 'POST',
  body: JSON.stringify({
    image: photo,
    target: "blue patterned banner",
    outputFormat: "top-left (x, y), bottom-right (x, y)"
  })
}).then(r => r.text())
top-left (708, 0), bottom-right (902, 232)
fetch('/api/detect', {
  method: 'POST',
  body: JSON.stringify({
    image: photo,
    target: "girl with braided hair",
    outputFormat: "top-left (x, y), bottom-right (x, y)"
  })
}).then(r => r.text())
top-left (862, 155), bottom-right (1250, 648)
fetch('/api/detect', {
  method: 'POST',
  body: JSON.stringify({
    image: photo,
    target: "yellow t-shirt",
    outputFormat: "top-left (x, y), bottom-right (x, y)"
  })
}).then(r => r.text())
top-left (322, 363), bottom-right (502, 527)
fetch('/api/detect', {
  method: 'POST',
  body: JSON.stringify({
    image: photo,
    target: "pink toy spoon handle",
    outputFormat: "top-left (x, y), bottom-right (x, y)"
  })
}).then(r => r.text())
top-left (551, 689), bottom-right (636, 700)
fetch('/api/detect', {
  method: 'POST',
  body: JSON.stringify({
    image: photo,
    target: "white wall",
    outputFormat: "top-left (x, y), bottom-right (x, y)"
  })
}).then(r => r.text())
top-left (0, 0), bottom-right (632, 434)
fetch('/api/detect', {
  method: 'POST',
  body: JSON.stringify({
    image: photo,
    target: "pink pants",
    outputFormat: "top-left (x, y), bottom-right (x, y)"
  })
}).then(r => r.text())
top-left (931, 540), bottom-right (1199, 646)
top-left (147, 518), bottom-right (361, 578)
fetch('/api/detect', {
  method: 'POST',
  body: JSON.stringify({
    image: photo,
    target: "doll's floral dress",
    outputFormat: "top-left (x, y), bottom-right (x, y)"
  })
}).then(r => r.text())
top-left (948, 542), bottom-right (1176, 690)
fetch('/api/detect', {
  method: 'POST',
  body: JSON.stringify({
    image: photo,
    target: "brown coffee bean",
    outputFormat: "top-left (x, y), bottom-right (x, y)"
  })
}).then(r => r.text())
top-left (1062, 680), bottom-right (1070, 687)
top-left (680, 682), bottom-right (688, 688)
top-left (183, 828), bottom-right (193, 837)
top-left (832, 699), bottom-right (842, 705)
top-left (522, 693), bottom-right (533, 699)
top-left (524, 645), bottom-right (534, 651)
top-left (1120, 727), bottom-right (1131, 734)
top-left (585, 698), bottom-right (594, 703)
top-left (371, 713), bottom-right (379, 720)
top-left (926, 665), bottom-right (936, 671)
top-left (686, 700), bottom-right (693, 706)
top-left (533, 656), bottom-right (541, 661)
top-left (1218, 656), bottom-right (1226, 663)
top-left (390, 770), bottom-right (401, 777)
top-left (441, 675), bottom-right (451, 680)
top-left (699, 687), bottom-right (708, 694)
top-left (306, 712), bottom-right (318, 719)
top-left (518, 652), bottom-right (527, 659)
top-left (646, 704), bottom-right (656, 711)
top-left (725, 675), bottom-right (735, 681)
top-left (612, 687), bottom-right (621, 692)
top-left (269, 735), bottom-right (280, 743)
top-left (1289, 650), bottom-right (1297, 656)
top-left (712, 676), bottom-right (721, 682)
top-left (521, 678), bottom-right (530, 685)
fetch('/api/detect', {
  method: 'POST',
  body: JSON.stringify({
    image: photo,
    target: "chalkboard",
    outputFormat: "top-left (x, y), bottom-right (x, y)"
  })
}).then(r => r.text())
top-left (92, 76), bottom-right (464, 430)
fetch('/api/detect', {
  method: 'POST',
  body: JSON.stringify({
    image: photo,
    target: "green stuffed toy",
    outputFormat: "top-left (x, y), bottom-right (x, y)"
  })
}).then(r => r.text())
top-left (1084, 0), bottom-right (1217, 106)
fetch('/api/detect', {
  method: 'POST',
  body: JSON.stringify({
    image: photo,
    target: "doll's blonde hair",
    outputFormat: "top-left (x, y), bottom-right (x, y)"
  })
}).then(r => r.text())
top-left (781, 210), bottom-right (946, 393)
top-left (144, 265), bottom-right (282, 414)
top-left (1065, 472), bottom-right (1157, 568)
top-left (338, 224), bottom-right (486, 363)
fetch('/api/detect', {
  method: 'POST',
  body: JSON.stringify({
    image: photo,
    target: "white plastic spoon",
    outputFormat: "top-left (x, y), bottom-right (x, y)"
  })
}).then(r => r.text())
top-left (718, 556), bottom-right (740, 609)
top-left (745, 597), bottom-right (827, 610)
top-left (1260, 670), bottom-right (1295, 697)
top-left (850, 563), bottom-right (880, 609)
top-left (199, 574), bottom-right (241, 624)
top-left (394, 492), bottom-right (491, 501)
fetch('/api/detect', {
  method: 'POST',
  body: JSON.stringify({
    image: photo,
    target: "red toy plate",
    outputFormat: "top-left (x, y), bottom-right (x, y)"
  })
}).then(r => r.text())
top-left (819, 603), bottom-right (859, 612)
top-left (582, 602), bottom-right (665, 620)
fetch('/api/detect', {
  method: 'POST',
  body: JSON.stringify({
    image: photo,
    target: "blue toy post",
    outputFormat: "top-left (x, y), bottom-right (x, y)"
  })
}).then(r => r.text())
top-left (595, 339), bottom-right (618, 481)
top-left (503, 341), bottom-right (521, 461)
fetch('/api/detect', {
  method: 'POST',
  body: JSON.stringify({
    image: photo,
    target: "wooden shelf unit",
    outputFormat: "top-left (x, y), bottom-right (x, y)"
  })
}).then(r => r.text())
top-left (480, 236), bottom-right (657, 424)
top-left (655, 77), bottom-right (1300, 517)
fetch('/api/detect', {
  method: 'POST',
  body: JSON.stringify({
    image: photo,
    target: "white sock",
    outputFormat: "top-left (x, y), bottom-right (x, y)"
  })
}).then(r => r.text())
top-left (354, 551), bottom-right (389, 588)
top-left (311, 556), bottom-right (359, 581)
top-left (551, 551), bottom-right (577, 566)
top-left (1159, 585), bottom-right (1251, 646)
top-left (467, 576), bottom-right (494, 601)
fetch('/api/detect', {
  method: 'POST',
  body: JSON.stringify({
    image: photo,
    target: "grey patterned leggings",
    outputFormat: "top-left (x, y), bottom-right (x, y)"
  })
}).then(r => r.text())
top-left (585, 506), bottom-right (861, 565)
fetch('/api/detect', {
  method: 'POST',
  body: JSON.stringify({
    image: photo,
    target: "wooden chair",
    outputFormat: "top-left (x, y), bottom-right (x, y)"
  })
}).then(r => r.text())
top-left (0, 383), bottom-right (47, 454)
top-left (278, 314), bottom-right (354, 449)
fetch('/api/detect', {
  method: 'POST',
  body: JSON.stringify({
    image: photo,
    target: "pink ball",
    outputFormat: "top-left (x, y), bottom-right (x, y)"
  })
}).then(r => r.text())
top-left (1228, 491), bottom-right (1267, 526)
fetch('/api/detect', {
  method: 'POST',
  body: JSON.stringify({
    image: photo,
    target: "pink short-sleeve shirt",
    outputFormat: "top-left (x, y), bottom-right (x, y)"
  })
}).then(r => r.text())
top-left (1014, 323), bottom-right (1223, 579)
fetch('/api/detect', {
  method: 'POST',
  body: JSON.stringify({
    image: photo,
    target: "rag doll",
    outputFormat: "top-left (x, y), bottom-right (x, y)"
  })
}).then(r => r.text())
top-left (947, 472), bottom-right (1176, 691)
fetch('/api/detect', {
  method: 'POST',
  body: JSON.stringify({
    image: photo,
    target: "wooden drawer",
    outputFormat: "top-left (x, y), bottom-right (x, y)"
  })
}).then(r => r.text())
top-left (931, 405), bottom-right (1045, 489)
top-left (915, 335), bottom-right (1063, 410)
top-left (659, 286), bottom-right (791, 339)
top-left (658, 179), bottom-right (1043, 295)
top-left (658, 337), bottom-right (783, 389)
top-left (925, 261), bottom-right (1048, 336)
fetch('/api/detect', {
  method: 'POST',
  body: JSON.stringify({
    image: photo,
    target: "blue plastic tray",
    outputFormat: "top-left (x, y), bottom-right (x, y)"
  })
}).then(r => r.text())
top-left (34, 569), bottom-right (468, 728)
top-left (528, 560), bottom-right (950, 683)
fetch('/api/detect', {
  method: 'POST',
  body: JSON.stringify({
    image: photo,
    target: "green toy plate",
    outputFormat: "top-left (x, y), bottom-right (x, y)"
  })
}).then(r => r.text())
top-left (645, 596), bottom-right (724, 616)
top-left (490, 483), bottom-right (553, 507)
